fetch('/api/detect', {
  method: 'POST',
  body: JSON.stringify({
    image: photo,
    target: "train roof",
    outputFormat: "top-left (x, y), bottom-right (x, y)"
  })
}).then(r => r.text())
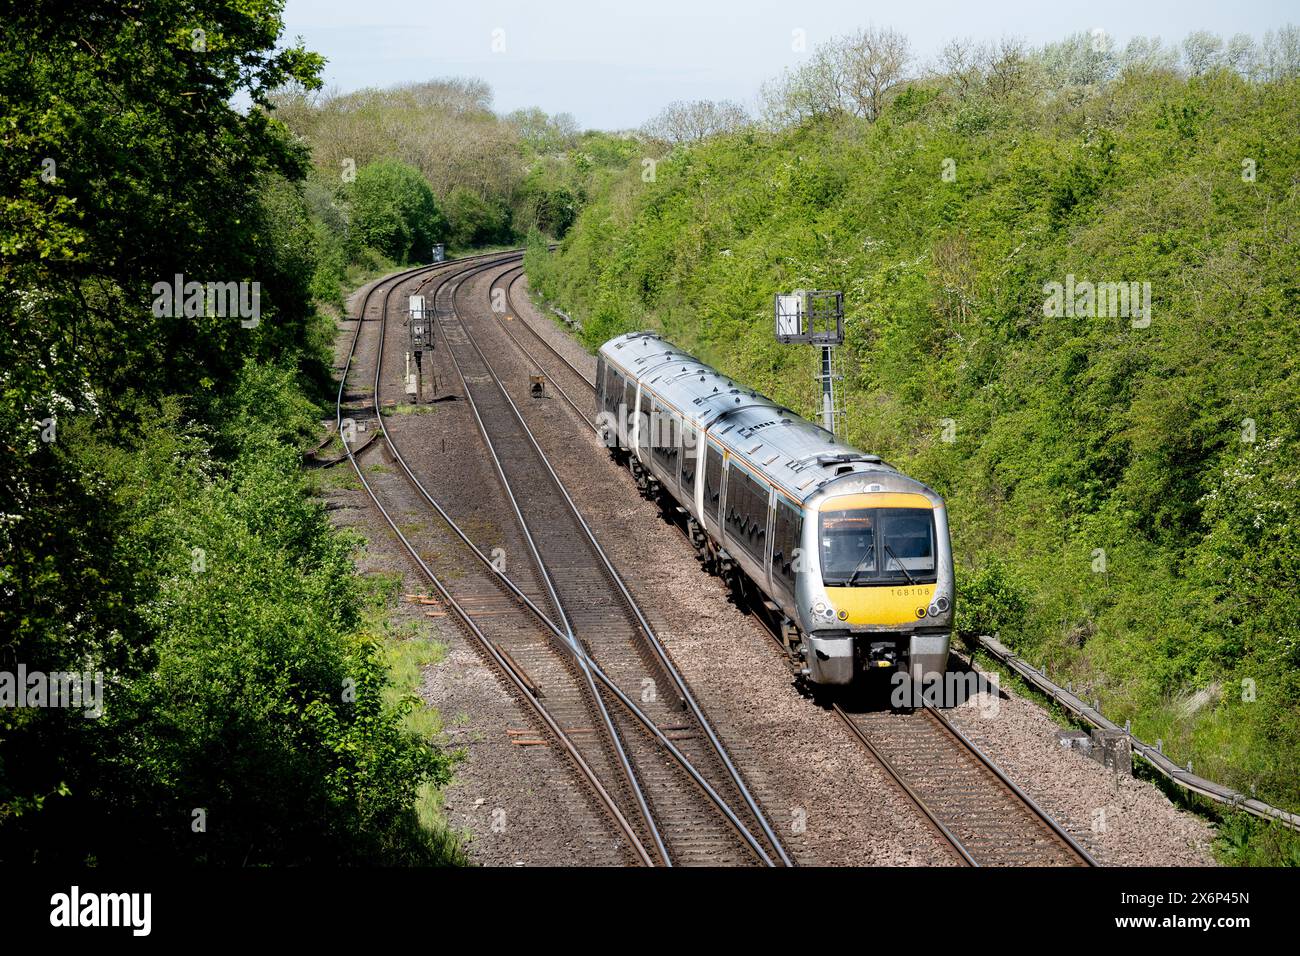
top-left (600, 331), bottom-right (938, 506)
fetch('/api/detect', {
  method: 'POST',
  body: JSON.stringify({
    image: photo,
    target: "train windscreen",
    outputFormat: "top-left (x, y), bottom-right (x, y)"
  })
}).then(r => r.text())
top-left (819, 507), bottom-right (936, 586)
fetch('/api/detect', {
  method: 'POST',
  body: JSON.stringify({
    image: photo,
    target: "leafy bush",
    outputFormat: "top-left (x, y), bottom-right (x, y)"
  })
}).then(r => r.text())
top-left (2, 371), bottom-right (460, 865)
top-left (349, 159), bottom-right (447, 263)
top-left (445, 186), bottom-right (513, 249)
top-left (955, 559), bottom-right (1029, 646)
top-left (0, 3), bottom-right (461, 865)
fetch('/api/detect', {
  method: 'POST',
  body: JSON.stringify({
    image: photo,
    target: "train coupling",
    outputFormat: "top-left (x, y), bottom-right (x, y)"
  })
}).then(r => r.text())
top-left (865, 641), bottom-right (898, 669)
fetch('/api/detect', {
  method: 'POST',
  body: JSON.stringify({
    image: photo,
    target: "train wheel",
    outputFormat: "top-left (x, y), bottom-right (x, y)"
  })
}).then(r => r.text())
top-left (722, 563), bottom-right (749, 608)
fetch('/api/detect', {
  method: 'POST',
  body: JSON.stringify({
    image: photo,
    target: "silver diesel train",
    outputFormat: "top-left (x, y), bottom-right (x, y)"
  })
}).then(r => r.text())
top-left (595, 332), bottom-right (954, 686)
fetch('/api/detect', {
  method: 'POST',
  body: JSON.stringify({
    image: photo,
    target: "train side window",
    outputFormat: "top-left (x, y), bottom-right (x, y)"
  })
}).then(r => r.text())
top-left (666, 412), bottom-right (680, 478)
top-left (679, 423), bottom-right (698, 492)
top-left (771, 497), bottom-right (802, 593)
top-left (595, 356), bottom-right (605, 404)
top-left (624, 378), bottom-right (638, 440)
top-left (605, 366), bottom-right (623, 415)
top-left (704, 444), bottom-right (724, 521)
top-left (723, 466), bottom-right (744, 540)
top-left (651, 403), bottom-right (680, 481)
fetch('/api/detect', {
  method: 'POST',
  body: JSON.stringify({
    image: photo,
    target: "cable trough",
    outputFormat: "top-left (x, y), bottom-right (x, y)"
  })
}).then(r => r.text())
top-left (978, 634), bottom-right (1300, 833)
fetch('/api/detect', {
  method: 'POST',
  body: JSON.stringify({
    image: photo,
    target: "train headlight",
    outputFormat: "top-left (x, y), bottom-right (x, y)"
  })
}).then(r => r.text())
top-left (811, 601), bottom-right (836, 623)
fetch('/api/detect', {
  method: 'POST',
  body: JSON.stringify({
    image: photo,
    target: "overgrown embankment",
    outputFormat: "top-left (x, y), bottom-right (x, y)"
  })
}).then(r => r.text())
top-left (528, 61), bottom-right (1300, 863)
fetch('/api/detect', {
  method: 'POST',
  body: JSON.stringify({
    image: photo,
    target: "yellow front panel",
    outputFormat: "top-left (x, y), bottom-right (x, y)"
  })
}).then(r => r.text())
top-left (825, 584), bottom-right (937, 626)
top-left (823, 493), bottom-right (933, 510)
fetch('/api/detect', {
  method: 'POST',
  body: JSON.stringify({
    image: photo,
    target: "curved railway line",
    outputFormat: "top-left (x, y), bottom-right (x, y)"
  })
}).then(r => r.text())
top-left (440, 258), bottom-right (790, 866)
top-left (490, 265), bottom-right (599, 428)
top-left (480, 259), bottom-right (1099, 868)
top-left (335, 250), bottom-right (790, 866)
top-left (336, 252), bottom-right (651, 866)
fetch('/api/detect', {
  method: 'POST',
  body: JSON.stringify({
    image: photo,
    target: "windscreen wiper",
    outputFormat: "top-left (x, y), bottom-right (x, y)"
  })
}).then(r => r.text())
top-left (884, 543), bottom-right (917, 585)
top-left (847, 548), bottom-right (875, 586)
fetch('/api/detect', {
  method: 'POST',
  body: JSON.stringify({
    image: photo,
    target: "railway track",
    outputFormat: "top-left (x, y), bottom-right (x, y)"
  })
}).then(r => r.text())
top-left (485, 264), bottom-right (1099, 868)
top-left (478, 265), bottom-right (599, 431)
top-left (337, 252), bottom-right (653, 866)
top-left (834, 702), bottom-right (1097, 866)
top-left (339, 251), bottom-right (789, 866)
top-left (438, 258), bottom-right (791, 867)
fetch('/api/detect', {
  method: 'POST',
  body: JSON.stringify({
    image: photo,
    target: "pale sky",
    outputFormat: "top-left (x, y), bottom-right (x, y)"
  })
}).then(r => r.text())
top-left (282, 0), bottom-right (1297, 129)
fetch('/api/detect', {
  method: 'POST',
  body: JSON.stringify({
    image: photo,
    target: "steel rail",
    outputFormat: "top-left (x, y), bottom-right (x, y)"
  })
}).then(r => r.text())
top-left (442, 263), bottom-right (778, 865)
top-left (499, 267), bottom-right (598, 390)
top-left (419, 258), bottom-right (671, 866)
top-left (442, 260), bottom-right (792, 867)
top-left (920, 701), bottom-right (1099, 866)
top-left (831, 703), bottom-right (977, 866)
top-left (372, 252), bottom-right (782, 867)
top-left (489, 265), bottom-right (798, 867)
top-left (743, 590), bottom-right (1093, 866)
top-left (502, 268), bottom-right (595, 388)
top-left (482, 267), bottom-right (596, 431)
top-left (333, 254), bottom-right (655, 866)
top-left (445, 258), bottom-right (776, 864)
top-left (354, 252), bottom-right (783, 867)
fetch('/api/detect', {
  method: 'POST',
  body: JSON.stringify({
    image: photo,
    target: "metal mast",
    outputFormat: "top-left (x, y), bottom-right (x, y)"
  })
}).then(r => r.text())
top-left (775, 290), bottom-right (845, 435)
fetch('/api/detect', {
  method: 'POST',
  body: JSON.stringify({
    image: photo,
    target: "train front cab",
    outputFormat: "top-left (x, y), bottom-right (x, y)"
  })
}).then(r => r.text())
top-left (799, 487), bottom-right (954, 687)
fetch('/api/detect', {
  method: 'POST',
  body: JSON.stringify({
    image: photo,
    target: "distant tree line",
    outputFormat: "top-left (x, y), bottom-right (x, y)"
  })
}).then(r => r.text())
top-left (756, 25), bottom-right (1300, 129)
top-left (268, 80), bottom-right (643, 307)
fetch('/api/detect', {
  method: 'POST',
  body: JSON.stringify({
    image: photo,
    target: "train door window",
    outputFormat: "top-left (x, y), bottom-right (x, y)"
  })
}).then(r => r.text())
top-left (679, 423), bottom-right (698, 492)
top-left (704, 443), bottom-right (724, 522)
top-left (651, 403), bottom-right (680, 481)
top-left (595, 356), bottom-right (605, 405)
top-left (666, 413), bottom-right (680, 480)
top-left (603, 367), bottom-right (625, 446)
top-left (725, 464), bottom-right (768, 561)
top-left (605, 365), bottom-right (623, 416)
top-left (624, 378), bottom-right (638, 442)
top-left (771, 497), bottom-right (803, 595)
top-left (637, 389), bottom-right (652, 449)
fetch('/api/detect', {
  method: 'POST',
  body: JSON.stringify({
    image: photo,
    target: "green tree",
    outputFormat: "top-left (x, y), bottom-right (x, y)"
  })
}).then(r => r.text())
top-left (444, 185), bottom-right (512, 248)
top-left (1, 1), bottom-right (459, 864)
top-left (348, 160), bottom-right (446, 263)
